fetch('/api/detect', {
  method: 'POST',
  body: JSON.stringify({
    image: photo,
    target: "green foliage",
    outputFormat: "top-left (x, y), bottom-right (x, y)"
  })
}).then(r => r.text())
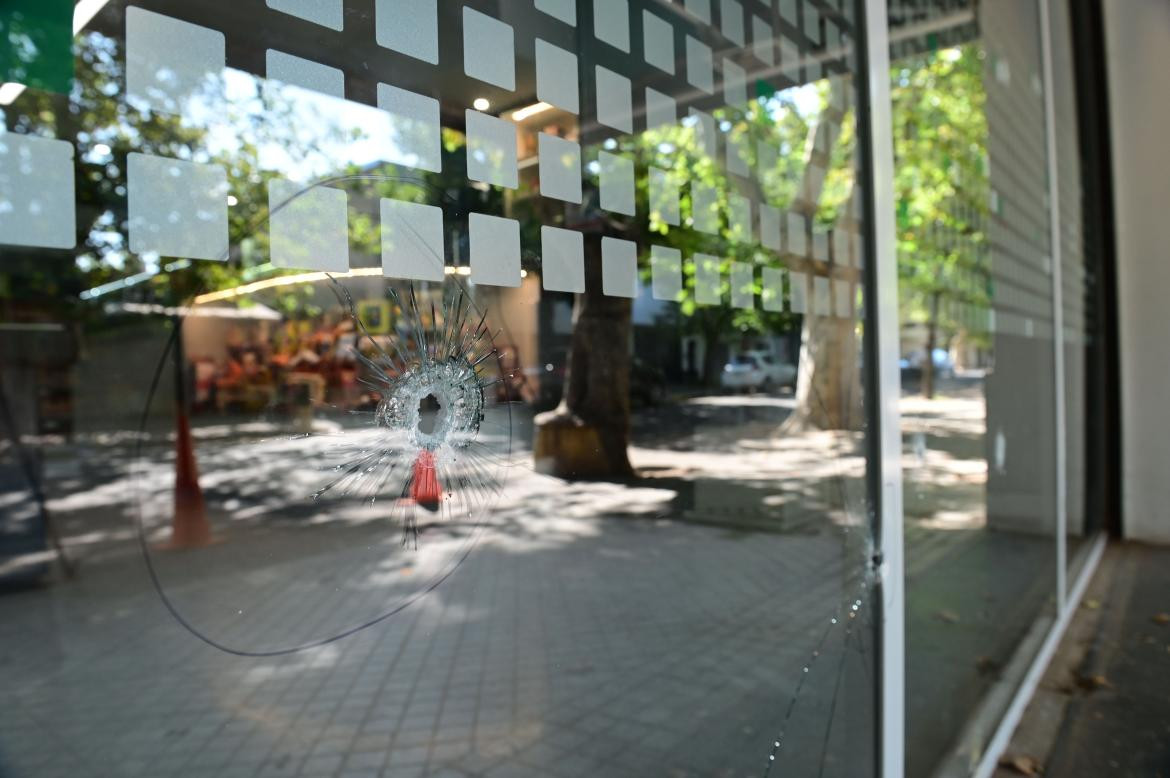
top-left (3, 31), bottom-right (352, 317)
top-left (610, 79), bottom-right (857, 345)
top-left (2, 28), bottom-right (986, 363)
top-left (891, 44), bottom-right (991, 346)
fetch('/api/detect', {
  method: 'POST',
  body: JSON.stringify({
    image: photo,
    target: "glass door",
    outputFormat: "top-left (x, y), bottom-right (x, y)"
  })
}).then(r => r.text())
top-left (0, 1), bottom-right (881, 775)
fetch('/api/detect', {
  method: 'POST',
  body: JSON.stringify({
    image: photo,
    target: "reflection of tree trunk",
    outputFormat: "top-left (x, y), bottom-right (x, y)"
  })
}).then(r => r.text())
top-left (784, 312), bottom-right (863, 431)
top-left (533, 240), bottom-right (634, 478)
top-left (922, 291), bottom-right (940, 399)
top-left (784, 77), bottom-right (860, 432)
top-left (701, 317), bottom-right (724, 387)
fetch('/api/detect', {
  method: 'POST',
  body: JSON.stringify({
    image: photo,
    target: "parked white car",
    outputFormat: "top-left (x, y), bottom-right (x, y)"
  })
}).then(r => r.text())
top-left (720, 352), bottom-right (798, 392)
top-left (743, 351), bottom-right (798, 389)
top-left (721, 355), bottom-right (765, 391)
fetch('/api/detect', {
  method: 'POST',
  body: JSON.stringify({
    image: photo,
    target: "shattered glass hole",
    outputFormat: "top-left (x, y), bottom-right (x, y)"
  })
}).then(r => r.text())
top-left (415, 394), bottom-right (440, 435)
top-left (316, 282), bottom-right (509, 547)
top-left (136, 271), bottom-right (515, 657)
top-left (375, 352), bottom-right (486, 454)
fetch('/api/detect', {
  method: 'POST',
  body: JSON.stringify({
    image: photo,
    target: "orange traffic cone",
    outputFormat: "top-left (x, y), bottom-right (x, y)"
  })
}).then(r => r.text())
top-left (162, 408), bottom-right (214, 549)
top-left (410, 450), bottom-right (442, 512)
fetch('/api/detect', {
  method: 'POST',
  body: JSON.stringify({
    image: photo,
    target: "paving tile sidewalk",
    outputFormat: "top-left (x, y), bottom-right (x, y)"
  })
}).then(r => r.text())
top-left (0, 431), bottom-right (877, 778)
top-left (995, 542), bottom-right (1170, 778)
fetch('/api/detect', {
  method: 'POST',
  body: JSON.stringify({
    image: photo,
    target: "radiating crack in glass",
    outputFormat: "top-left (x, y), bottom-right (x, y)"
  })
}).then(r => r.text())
top-left (320, 280), bottom-right (509, 548)
top-left (131, 276), bottom-right (517, 657)
top-left (760, 365), bottom-right (877, 775)
top-left (762, 577), bottom-right (874, 776)
top-left (131, 174), bottom-right (522, 657)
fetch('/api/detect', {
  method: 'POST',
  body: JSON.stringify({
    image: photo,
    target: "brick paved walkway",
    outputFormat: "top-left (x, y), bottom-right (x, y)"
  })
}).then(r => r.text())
top-left (0, 416), bottom-right (878, 778)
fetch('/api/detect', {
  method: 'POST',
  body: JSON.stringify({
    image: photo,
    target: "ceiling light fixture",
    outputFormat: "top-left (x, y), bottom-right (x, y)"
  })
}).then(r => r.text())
top-left (510, 101), bottom-right (553, 121)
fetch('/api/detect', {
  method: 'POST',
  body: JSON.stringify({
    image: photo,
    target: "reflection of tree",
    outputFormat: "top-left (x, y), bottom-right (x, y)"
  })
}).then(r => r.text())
top-left (631, 97), bottom-right (812, 386)
top-left (537, 80), bottom-right (863, 478)
top-left (534, 238), bottom-right (636, 478)
top-left (781, 78), bottom-right (863, 432)
top-left (3, 31), bottom-right (351, 316)
top-left (892, 45), bottom-right (990, 399)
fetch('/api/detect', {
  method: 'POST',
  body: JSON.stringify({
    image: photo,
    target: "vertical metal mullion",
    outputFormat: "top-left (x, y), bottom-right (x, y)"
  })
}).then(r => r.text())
top-left (855, 0), bottom-right (905, 776)
top-left (1039, 0), bottom-right (1069, 612)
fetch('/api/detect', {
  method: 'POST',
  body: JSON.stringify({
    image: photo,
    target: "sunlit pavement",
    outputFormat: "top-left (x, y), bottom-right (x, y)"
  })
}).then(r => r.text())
top-left (0, 391), bottom-right (998, 777)
top-left (0, 394), bottom-right (878, 778)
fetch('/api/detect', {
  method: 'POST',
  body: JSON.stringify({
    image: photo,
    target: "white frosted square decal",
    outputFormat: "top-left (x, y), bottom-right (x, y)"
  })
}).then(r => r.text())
top-left (723, 58), bottom-right (748, 108)
top-left (786, 211), bottom-right (807, 257)
top-left (759, 203), bottom-right (781, 251)
top-left (728, 194), bottom-right (752, 243)
top-left (594, 0), bottom-right (630, 53)
top-left (266, 50), bottom-right (344, 98)
top-left (803, 3), bottom-right (821, 46)
top-left (648, 167), bottom-right (680, 226)
top-left (375, 0), bottom-right (437, 63)
top-left (780, 0), bottom-right (798, 25)
top-left (128, 153), bottom-right (228, 259)
top-left (833, 279), bottom-right (853, 318)
top-left (720, 0), bottom-right (745, 46)
top-left (538, 133), bottom-right (582, 204)
top-left (813, 275), bottom-right (831, 316)
top-left (535, 0), bottom-right (576, 25)
top-left (812, 229), bottom-right (829, 262)
top-left (0, 134), bottom-right (75, 249)
top-left (466, 110), bottom-right (518, 189)
top-left (753, 17), bottom-right (775, 65)
top-left (686, 36), bottom-right (715, 94)
top-left (806, 57), bottom-right (821, 84)
top-left (688, 109), bottom-right (717, 158)
top-left (781, 36), bottom-right (800, 80)
top-left (833, 228), bottom-right (853, 267)
top-left (685, 0), bottom-right (711, 23)
top-left (377, 83), bottom-right (442, 173)
top-left (827, 19), bottom-right (842, 55)
top-left (601, 237), bottom-right (637, 298)
top-left (831, 77), bottom-right (848, 112)
top-left (541, 226), bottom-right (584, 293)
top-left (645, 88), bottom-right (676, 130)
top-left (692, 183), bottom-right (719, 234)
top-left (761, 267), bottom-right (784, 312)
top-left (757, 141), bottom-right (778, 180)
top-left (380, 198), bottom-right (444, 281)
top-left (596, 66), bottom-right (633, 132)
top-left (730, 261), bottom-right (754, 309)
top-left (643, 11), bottom-right (675, 74)
top-left (469, 213), bottom-right (520, 287)
top-left (694, 253), bottom-right (721, 305)
top-left (126, 8), bottom-right (225, 117)
top-left (270, 179), bottom-right (348, 272)
top-left (651, 245), bottom-right (682, 301)
top-left (726, 133), bottom-right (750, 177)
top-left (268, 0), bottom-right (343, 30)
top-left (535, 40), bottom-right (579, 114)
top-left (598, 151), bottom-right (635, 215)
top-left (789, 271), bottom-right (807, 313)
top-left (128, 153), bottom-right (227, 260)
top-left (463, 9), bottom-right (515, 90)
